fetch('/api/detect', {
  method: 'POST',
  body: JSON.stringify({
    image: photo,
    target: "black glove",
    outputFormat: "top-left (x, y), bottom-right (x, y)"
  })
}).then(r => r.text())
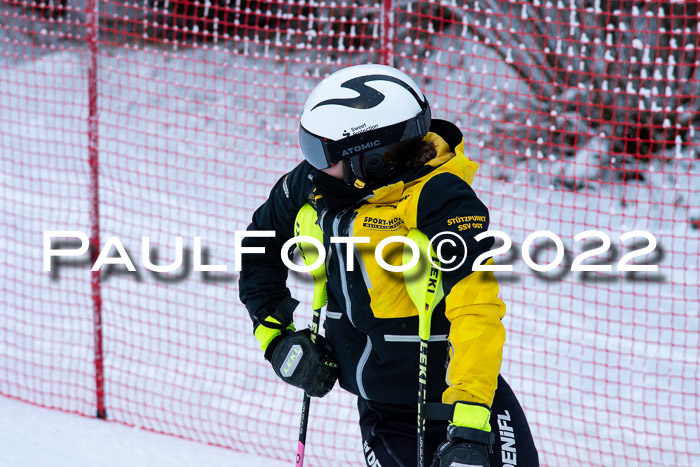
top-left (266, 328), bottom-right (339, 397)
top-left (431, 424), bottom-right (495, 467)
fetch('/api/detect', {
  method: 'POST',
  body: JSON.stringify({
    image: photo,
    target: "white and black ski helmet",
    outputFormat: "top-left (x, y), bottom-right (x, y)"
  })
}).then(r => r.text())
top-left (299, 64), bottom-right (431, 184)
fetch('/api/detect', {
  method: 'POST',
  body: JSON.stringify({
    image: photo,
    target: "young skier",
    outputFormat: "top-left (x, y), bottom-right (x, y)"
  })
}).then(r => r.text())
top-left (239, 64), bottom-right (538, 467)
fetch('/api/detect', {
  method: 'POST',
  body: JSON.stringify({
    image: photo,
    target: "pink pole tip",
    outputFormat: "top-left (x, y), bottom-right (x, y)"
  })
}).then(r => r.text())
top-left (296, 442), bottom-right (305, 467)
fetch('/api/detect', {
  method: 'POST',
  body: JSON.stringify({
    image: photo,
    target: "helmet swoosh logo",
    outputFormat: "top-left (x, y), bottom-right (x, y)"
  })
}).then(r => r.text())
top-left (312, 74), bottom-right (423, 110)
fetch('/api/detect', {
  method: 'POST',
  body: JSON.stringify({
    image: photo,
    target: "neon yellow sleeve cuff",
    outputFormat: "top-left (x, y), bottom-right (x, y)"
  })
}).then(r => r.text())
top-left (254, 317), bottom-right (295, 351)
top-left (451, 402), bottom-right (491, 432)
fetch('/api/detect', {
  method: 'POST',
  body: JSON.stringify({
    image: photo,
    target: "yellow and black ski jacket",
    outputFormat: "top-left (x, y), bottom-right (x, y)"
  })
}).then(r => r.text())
top-left (239, 120), bottom-right (506, 408)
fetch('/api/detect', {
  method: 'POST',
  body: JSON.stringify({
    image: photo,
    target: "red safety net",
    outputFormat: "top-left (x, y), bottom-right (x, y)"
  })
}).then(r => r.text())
top-left (1, 1), bottom-right (698, 465)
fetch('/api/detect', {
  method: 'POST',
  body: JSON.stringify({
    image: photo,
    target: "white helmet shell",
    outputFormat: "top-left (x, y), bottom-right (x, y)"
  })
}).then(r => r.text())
top-left (300, 64), bottom-right (428, 141)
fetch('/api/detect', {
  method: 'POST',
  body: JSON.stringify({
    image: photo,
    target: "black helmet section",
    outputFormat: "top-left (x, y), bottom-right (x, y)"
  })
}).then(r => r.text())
top-left (299, 101), bottom-right (431, 185)
top-left (342, 135), bottom-right (421, 186)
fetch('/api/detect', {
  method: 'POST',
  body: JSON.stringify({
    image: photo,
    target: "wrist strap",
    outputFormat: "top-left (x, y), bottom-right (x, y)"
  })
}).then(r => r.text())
top-left (426, 402), bottom-right (490, 426)
top-left (263, 335), bottom-right (284, 362)
top-left (425, 402), bottom-right (455, 421)
top-left (262, 297), bottom-right (300, 330)
top-left (254, 298), bottom-right (300, 351)
top-left (447, 425), bottom-right (496, 446)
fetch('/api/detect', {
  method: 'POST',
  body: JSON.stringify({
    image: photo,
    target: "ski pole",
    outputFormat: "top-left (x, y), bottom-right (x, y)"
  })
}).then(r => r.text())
top-left (404, 230), bottom-right (443, 467)
top-left (294, 205), bottom-right (327, 467)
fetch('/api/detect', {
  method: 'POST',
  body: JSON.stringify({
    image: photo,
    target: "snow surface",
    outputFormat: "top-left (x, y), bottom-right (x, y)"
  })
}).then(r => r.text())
top-left (0, 396), bottom-right (287, 467)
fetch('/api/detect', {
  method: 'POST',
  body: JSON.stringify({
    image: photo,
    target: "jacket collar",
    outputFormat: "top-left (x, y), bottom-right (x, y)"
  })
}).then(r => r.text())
top-left (364, 122), bottom-right (479, 204)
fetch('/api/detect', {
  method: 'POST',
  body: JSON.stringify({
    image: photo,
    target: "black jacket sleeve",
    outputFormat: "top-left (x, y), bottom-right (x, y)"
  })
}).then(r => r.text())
top-left (238, 161), bottom-right (315, 328)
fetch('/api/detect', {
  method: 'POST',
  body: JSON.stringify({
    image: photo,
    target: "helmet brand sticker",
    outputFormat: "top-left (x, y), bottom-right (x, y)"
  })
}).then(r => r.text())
top-left (341, 140), bottom-right (382, 156)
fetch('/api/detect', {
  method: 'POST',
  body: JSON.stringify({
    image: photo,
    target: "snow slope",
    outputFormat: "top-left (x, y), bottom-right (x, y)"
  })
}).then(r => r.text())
top-left (0, 396), bottom-right (287, 467)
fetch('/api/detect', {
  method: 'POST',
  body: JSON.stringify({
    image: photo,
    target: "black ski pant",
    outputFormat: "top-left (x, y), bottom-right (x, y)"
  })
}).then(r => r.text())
top-left (358, 374), bottom-right (539, 467)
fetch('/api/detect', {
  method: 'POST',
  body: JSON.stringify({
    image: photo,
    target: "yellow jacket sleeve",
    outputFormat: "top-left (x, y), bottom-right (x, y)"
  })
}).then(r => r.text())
top-left (404, 135), bottom-right (506, 409)
top-left (442, 261), bottom-right (506, 407)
